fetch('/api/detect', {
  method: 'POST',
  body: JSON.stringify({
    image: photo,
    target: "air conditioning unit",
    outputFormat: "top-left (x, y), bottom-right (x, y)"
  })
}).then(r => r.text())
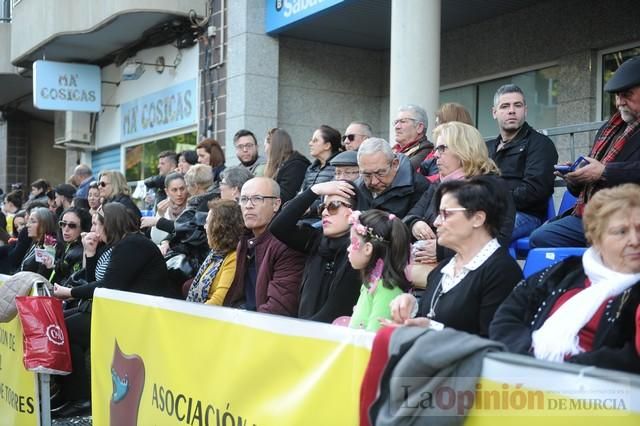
top-left (54, 111), bottom-right (93, 148)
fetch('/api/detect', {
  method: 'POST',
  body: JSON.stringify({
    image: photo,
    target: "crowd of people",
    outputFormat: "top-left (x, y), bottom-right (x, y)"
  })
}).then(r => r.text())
top-left (0, 56), bottom-right (639, 418)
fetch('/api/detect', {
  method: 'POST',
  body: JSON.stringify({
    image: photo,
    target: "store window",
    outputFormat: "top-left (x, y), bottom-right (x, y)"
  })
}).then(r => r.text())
top-left (601, 46), bottom-right (640, 119)
top-left (124, 131), bottom-right (197, 182)
top-left (441, 66), bottom-right (559, 137)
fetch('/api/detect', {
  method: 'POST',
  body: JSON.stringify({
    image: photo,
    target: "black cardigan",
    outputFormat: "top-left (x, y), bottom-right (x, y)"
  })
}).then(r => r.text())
top-left (403, 174), bottom-right (516, 261)
top-left (490, 256), bottom-right (640, 374)
top-left (70, 233), bottom-right (180, 300)
top-left (269, 189), bottom-right (361, 323)
top-left (418, 246), bottom-right (522, 337)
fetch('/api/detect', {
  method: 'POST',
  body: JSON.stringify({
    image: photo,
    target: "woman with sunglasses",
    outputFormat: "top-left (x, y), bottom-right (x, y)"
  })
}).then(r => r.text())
top-left (53, 207), bottom-right (92, 286)
top-left (97, 170), bottom-right (141, 218)
top-left (52, 202), bottom-right (179, 417)
top-left (270, 180), bottom-right (362, 323)
top-left (387, 177), bottom-right (522, 337)
top-left (404, 121), bottom-right (514, 265)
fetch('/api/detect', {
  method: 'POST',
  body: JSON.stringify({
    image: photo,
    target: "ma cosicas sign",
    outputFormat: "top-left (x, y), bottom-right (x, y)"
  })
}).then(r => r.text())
top-left (33, 60), bottom-right (101, 112)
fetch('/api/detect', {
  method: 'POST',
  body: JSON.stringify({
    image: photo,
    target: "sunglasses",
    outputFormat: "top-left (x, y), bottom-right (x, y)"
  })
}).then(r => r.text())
top-left (343, 134), bottom-right (357, 142)
top-left (318, 200), bottom-right (352, 216)
top-left (99, 181), bottom-right (109, 187)
top-left (59, 221), bottom-right (79, 229)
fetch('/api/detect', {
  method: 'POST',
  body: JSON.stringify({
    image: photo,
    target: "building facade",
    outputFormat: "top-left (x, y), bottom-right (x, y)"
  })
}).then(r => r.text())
top-left (0, 0), bottom-right (639, 193)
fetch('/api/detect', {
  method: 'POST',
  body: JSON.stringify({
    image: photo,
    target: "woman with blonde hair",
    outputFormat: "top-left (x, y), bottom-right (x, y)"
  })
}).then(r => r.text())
top-left (263, 128), bottom-right (310, 204)
top-left (421, 103), bottom-right (474, 180)
top-left (98, 170), bottom-right (141, 218)
top-left (404, 121), bottom-right (514, 265)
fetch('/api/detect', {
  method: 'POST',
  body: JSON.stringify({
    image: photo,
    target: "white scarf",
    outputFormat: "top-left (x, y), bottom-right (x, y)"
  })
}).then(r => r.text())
top-left (531, 247), bottom-right (640, 362)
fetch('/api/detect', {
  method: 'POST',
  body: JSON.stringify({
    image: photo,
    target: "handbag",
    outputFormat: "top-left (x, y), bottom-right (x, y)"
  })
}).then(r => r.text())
top-left (165, 252), bottom-right (197, 286)
top-left (15, 286), bottom-right (72, 375)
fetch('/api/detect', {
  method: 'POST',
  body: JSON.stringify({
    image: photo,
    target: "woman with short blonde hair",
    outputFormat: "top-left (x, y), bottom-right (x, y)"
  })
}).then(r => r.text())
top-left (98, 170), bottom-right (140, 218)
top-left (405, 121), bottom-right (513, 266)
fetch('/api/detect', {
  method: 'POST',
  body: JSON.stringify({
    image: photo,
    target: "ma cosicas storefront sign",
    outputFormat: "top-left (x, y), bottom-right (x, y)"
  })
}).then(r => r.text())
top-left (33, 60), bottom-right (101, 112)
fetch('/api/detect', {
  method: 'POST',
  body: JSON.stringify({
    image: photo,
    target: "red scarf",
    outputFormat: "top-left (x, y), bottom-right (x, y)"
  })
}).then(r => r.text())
top-left (574, 112), bottom-right (640, 216)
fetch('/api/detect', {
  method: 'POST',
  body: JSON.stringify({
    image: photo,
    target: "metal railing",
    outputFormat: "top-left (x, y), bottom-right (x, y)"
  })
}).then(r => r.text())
top-left (540, 120), bottom-right (606, 161)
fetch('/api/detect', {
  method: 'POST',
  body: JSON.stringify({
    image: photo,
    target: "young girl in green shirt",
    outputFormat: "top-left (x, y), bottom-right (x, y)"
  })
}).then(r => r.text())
top-left (347, 209), bottom-right (411, 331)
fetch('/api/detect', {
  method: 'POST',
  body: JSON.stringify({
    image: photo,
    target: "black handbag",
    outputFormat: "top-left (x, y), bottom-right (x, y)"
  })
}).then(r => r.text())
top-left (165, 252), bottom-right (197, 287)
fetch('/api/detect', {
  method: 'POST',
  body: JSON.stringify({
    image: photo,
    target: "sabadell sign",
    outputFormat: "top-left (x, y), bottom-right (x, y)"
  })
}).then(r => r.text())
top-left (33, 60), bottom-right (101, 112)
top-left (265, 0), bottom-right (345, 33)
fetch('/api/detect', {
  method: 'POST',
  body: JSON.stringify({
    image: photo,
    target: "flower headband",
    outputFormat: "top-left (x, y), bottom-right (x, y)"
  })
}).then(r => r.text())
top-left (349, 210), bottom-right (394, 243)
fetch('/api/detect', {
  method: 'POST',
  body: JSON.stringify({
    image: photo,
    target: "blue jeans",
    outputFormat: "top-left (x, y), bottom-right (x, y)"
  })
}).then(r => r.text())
top-left (511, 211), bottom-right (543, 242)
top-left (529, 215), bottom-right (587, 248)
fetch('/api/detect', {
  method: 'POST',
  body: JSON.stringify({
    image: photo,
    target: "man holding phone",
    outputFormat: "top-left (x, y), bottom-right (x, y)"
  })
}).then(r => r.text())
top-left (530, 56), bottom-right (640, 248)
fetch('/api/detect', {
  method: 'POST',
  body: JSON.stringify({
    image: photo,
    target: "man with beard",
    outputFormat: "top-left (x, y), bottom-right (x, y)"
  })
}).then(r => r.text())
top-left (530, 57), bottom-right (640, 248)
top-left (233, 129), bottom-right (266, 176)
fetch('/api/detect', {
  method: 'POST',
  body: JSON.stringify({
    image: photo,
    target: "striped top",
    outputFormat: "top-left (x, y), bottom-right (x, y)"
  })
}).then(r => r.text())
top-left (95, 247), bottom-right (113, 281)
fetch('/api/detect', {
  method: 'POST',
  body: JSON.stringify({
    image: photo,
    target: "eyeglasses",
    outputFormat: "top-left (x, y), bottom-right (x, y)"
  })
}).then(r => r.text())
top-left (235, 143), bottom-right (255, 151)
top-left (343, 134), bottom-right (364, 142)
top-left (360, 165), bottom-right (393, 181)
top-left (238, 195), bottom-right (278, 206)
top-left (436, 208), bottom-right (468, 221)
top-left (434, 145), bottom-right (448, 154)
top-left (99, 181), bottom-right (110, 187)
top-left (334, 170), bottom-right (360, 179)
top-left (392, 118), bottom-right (417, 126)
top-left (317, 200), bottom-right (352, 216)
top-left (59, 221), bottom-right (79, 229)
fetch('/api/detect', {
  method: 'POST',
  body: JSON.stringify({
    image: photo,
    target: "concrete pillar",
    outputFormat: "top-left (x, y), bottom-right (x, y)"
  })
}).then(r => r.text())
top-left (226, 0), bottom-right (279, 165)
top-left (389, 0), bottom-right (441, 141)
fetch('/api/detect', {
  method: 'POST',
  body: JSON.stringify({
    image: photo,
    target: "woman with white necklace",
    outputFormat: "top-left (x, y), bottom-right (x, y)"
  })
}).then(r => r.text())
top-left (490, 184), bottom-right (640, 373)
top-left (388, 176), bottom-right (522, 337)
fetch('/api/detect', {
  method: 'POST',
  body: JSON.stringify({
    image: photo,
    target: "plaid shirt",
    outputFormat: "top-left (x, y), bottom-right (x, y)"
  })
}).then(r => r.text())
top-left (574, 112), bottom-right (640, 216)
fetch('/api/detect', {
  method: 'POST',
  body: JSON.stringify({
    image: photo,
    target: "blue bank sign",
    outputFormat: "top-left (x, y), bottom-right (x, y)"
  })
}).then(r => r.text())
top-left (33, 60), bottom-right (101, 112)
top-left (120, 79), bottom-right (196, 143)
top-left (265, 0), bottom-right (345, 33)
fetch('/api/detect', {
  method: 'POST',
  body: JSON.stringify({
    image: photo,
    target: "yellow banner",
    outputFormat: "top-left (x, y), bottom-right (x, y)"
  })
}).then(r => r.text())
top-left (0, 281), bottom-right (39, 426)
top-left (91, 289), bottom-right (374, 426)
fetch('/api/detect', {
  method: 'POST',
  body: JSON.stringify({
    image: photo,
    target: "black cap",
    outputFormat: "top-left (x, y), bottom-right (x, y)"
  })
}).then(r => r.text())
top-left (604, 56), bottom-right (640, 93)
top-left (55, 184), bottom-right (76, 200)
top-left (330, 150), bottom-right (358, 167)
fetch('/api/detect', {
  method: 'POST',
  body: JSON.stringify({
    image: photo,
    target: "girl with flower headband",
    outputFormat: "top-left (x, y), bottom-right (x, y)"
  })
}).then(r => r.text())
top-left (348, 209), bottom-right (412, 331)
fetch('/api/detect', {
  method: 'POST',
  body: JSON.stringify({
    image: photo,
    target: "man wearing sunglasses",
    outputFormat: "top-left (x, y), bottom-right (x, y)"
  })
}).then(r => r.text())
top-left (392, 104), bottom-right (433, 171)
top-left (343, 121), bottom-right (372, 151)
top-left (223, 177), bottom-right (305, 316)
top-left (356, 137), bottom-right (429, 218)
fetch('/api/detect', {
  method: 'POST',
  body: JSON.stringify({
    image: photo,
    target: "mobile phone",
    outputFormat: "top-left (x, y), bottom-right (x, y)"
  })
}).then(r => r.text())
top-left (554, 156), bottom-right (588, 174)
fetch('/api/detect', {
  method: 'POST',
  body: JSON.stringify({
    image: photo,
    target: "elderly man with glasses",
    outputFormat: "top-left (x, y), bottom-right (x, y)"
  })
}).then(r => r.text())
top-left (355, 137), bottom-right (429, 218)
top-left (393, 104), bottom-right (434, 171)
top-left (223, 177), bottom-right (305, 316)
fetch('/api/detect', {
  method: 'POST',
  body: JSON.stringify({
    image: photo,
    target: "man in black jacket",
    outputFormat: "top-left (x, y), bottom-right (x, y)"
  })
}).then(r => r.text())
top-left (487, 84), bottom-right (558, 241)
top-left (356, 137), bottom-right (428, 218)
top-left (530, 57), bottom-right (640, 248)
